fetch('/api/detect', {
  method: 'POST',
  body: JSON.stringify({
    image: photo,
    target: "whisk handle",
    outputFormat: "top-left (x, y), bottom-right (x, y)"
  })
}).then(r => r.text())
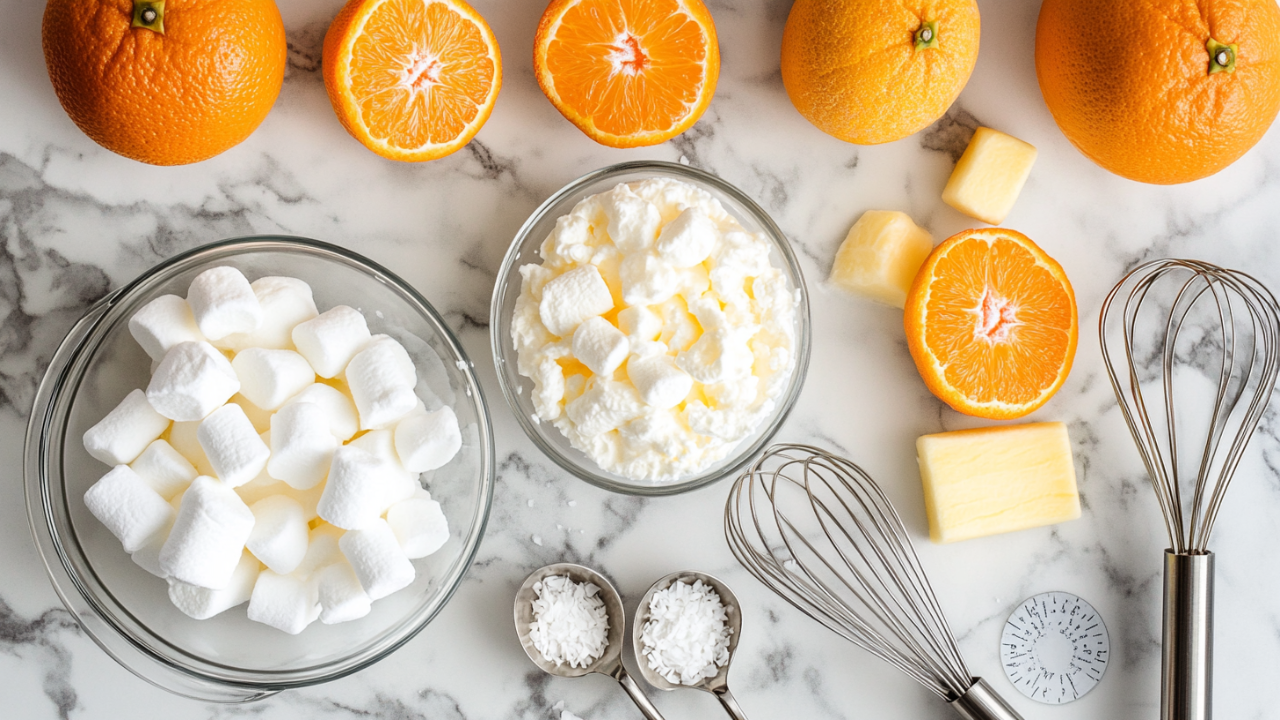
top-left (949, 678), bottom-right (1024, 720)
top-left (1162, 550), bottom-right (1215, 720)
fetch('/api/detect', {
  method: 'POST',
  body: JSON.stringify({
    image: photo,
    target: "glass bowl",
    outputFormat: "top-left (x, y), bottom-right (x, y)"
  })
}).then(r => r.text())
top-left (24, 236), bottom-right (495, 701)
top-left (490, 161), bottom-right (811, 496)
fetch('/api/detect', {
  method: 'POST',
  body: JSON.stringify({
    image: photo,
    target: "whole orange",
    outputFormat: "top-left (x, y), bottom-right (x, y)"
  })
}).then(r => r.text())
top-left (780, 0), bottom-right (980, 145)
top-left (43, 0), bottom-right (287, 166)
top-left (1036, 0), bottom-right (1280, 184)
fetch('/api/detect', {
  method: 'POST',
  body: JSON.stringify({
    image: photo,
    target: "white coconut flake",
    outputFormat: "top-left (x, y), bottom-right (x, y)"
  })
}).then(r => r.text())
top-left (640, 579), bottom-right (731, 685)
top-left (529, 574), bottom-right (609, 669)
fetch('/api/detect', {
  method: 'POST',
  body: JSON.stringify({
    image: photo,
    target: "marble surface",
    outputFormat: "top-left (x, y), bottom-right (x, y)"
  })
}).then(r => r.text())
top-left (4, 0), bottom-right (1280, 718)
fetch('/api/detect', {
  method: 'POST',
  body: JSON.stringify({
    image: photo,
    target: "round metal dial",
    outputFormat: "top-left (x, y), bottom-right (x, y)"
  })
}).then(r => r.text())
top-left (1000, 591), bottom-right (1109, 704)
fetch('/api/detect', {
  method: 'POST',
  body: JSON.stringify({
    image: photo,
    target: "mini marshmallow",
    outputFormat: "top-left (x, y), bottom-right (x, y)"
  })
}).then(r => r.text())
top-left (128, 294), bottom-right (204, 361)
top-left (655, 206), bottom-right (717, 268)
top-left (292, 523), bottom-right (344, 578)
top-left (130, 438), bottom-right (198, 500)
top-left (291, 305), bottom-right (372, 378)
top-left (617, 306), bottom-right (662, 342)
top-left (232, 348), bottom-right (315, 410)
top-left (627, 353), bottom-right (694, 410)
top-left (131, 515), bottom-right (173, 578)
top-left (198, 404), bottom-right (270, 487)
top-left (353, 335), bottom-right (416, 385)
top-left (539, 265), bottom-right (615, 337)
top-left (314, 562), bottom-right (372, 624)
top-left (289, 524), bottom-right (339, 574)
top-left (246, 495), bottom-right (309, 575)
top-left (284, 383), bottom-right (359, 440)
top-left (565, 379), bottom-right (646, 437)
top-left (159, 476), bottom-right (256, 589)
top-left (186, 266), bottom-right (263, 340)
top-left (229, 394), bottom-right (273, 433)
top-left (247, 570), bottom-right (320, 635)
top-left (602, 184), bottom-right (662, 253)
top-left (620, 253), bottom-right (680, 306)
top-left (146, 341), bottom-right (241, 421)
top-left (233, 468), bottom-right (278, 506)
top-left (282, 481), bottom-right (324, 522)
top-left (215, 277), bottom-right (318, 351)
top-left (386, 493), bottom-right (449, 558)
top-left (394, 406), bottom-right (462, 473)
top-left (339, 519), bottom-right (415, 600)
top-left (348, 429), bottom-right (418, 504)
top-left (167, 420), bottom-right (215, 476)
top-left (85, 465), bottom-right (176, 553)
top-left (317, 445), bottom-right (405, 530)
top-left (677, 326), bottom-right (757, 384)
top-left (83, 389), bottom-right (171, 466)
top-left (344, 336), bottom-right (418, 430)
top-left (236, 471), bottom-right (325, 521)
top-left (656, 297), bottom-right (701, 353)
top-left (572, 317), bottom-right (631, 376)
top-left (168, 551), bottom-right (260, 620)
top-left (268, 402), bottom-right (338, 489)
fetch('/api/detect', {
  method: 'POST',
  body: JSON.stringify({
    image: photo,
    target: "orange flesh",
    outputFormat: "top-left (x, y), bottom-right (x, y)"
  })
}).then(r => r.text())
top-left (924, 237), bottom-right (1073, 404)
top-left (348, 0), bottom-right (496, 149)
top-left (538, 0), bottom-right (716, 143)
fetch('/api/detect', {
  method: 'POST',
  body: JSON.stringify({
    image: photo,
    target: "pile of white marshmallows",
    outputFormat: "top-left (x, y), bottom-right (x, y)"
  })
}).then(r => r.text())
top-left (82, 266), bottom-right (462, 634)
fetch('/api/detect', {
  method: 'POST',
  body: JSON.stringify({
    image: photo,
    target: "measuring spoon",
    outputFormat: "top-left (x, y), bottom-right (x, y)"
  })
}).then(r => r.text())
top-left (632, 571), bottom-right (748, 720)
top-left (515, 563), bottom-right (666, 720)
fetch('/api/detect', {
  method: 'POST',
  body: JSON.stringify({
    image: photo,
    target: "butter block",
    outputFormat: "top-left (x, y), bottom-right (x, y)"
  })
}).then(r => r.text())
top-left (829, 210), bottom-right (934, 309)
top-left (917, 422), bottom-right (1079, 544)
top-left (942, 127), bottom-right (1037, 225)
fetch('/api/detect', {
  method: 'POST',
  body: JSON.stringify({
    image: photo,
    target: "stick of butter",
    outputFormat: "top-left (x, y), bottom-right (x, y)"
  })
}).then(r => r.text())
top-left (917, 422), bottom-right (1080, 544)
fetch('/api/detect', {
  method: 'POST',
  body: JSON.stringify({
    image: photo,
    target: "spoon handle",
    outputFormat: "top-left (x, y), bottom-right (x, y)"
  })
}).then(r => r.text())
top-left (714, 686), bottom-right (749, 720)
top-left (616, 668), bottom-right (667, 720)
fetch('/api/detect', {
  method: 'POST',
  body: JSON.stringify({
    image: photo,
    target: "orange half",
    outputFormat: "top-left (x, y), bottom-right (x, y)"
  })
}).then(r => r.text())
top-left (904, 228), bottom-right (1078, 419)
top-left (323, 0), bottom-right (501, 161)
top-left (534, 0), bottom-right (719, 148)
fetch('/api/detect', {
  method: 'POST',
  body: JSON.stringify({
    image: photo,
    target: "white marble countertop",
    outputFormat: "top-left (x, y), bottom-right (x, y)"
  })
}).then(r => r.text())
top-left (5, 0), bottom-right (1280, 718)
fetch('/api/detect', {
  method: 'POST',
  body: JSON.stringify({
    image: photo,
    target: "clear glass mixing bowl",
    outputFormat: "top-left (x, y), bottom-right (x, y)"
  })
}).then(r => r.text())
top-left (491, 161), bottom-right (812, 496)
top-left (25, 236), bottom-right (494, 701)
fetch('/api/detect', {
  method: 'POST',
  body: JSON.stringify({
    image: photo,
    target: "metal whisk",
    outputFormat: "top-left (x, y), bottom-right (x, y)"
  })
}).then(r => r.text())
top-left (724, 444), bottom-right (1022, 720)
top-left (1099, 259), bottom-right (1280, 720)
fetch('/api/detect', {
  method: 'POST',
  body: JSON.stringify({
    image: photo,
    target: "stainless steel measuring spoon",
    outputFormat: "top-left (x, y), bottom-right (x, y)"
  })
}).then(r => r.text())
top-left (632, 571), bottom-right (748, 720)
top-left (515, 563), bottom-right (666, 720)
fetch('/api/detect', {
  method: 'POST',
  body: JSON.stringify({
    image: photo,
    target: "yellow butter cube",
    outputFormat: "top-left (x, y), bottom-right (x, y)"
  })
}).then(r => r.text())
top-left (942, 127), bottom-right (1037, 225)
top-left (829, 210), bottom-right (934, 309)
top-left (917, 422), bottom-right (1080, 544)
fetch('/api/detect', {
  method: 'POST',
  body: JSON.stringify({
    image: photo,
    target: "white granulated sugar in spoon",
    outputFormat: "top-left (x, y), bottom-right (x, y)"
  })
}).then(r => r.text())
top-left (528, 574), bottom-right (609, 668)
top-left (640, 579), bottom-right (732, 685)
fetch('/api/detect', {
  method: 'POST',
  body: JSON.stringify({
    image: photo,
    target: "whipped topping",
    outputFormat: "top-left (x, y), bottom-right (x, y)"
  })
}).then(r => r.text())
top-left (512, 177), bottom-right (797, 482)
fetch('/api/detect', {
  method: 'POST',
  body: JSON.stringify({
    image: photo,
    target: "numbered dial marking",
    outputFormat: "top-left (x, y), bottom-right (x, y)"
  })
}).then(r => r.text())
top-left (1000, 591), bottom-right (1109, 704)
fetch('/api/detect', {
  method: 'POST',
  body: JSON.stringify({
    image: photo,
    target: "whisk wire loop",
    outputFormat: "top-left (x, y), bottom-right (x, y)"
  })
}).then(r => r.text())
top-left (1099, 259), bottom-right (1280, 554)
top-left (801, 455), bottom-right (966, 690)
top-left (726, 444), bottom-right (973, 701)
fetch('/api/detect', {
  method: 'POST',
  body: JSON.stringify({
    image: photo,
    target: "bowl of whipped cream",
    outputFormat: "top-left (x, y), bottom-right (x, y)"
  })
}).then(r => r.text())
top-left (491, 161), bottom-right (811, 495)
